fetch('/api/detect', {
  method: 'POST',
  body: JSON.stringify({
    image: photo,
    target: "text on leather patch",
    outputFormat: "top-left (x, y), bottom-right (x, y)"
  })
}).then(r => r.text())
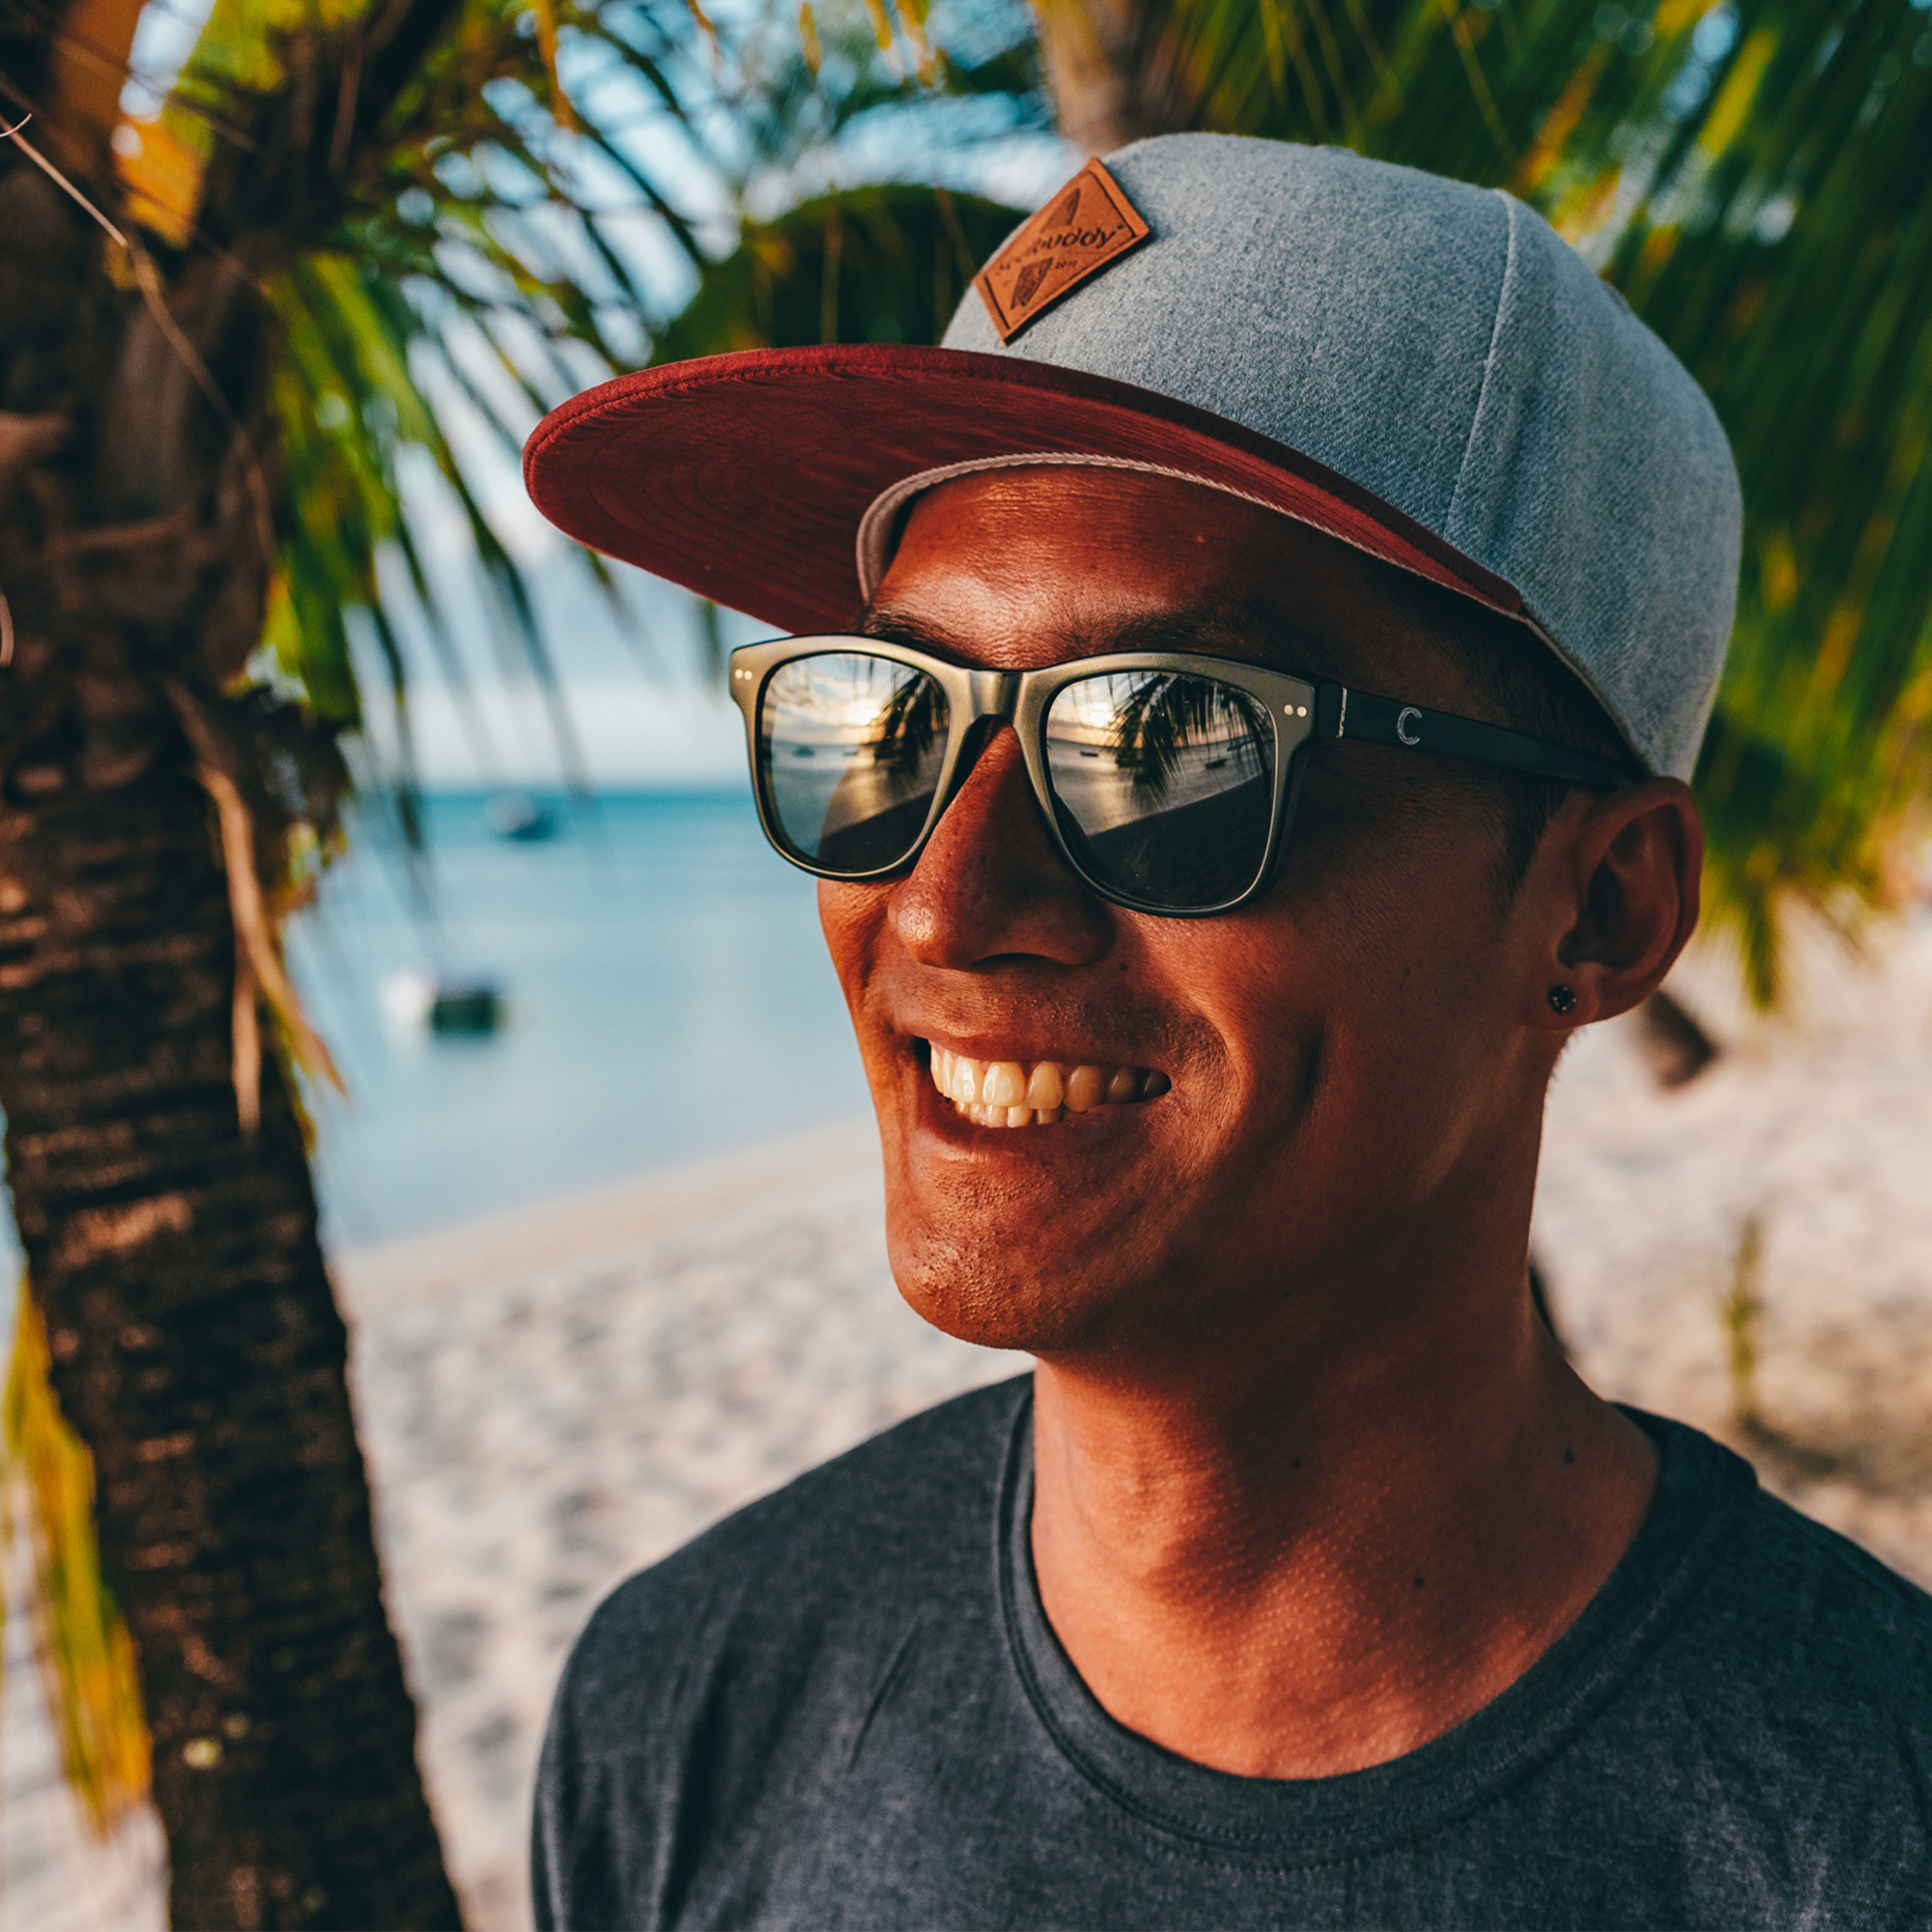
top-left (975, 159), bottom-right (1151, 343)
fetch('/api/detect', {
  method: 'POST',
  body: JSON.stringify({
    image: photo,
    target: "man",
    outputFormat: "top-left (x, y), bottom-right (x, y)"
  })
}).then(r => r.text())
top-left (525, 136), bottom-right (1931, 1926)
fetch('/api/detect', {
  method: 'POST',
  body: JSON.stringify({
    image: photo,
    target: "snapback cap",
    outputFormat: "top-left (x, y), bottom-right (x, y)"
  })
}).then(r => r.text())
top-left (525, 132), bottom-right (1742, 780)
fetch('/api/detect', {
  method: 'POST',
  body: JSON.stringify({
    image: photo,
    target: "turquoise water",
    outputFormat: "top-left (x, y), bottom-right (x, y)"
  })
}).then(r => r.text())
top-left (296, 789), bottom-right (870, 1248)
top-left (0, 790), bottom-right (871, 1265)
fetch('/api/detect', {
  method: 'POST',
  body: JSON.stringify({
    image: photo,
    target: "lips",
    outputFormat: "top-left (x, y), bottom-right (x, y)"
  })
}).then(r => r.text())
top-left (925, 1044), bottom-right (1170, 1128)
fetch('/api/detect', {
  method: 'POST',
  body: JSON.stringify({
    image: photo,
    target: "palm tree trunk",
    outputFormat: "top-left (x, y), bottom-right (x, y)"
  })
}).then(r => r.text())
top-left (0, 751), bottom-right (459, 1930)
top-left (1035, 0), bottom-right (1202, 154)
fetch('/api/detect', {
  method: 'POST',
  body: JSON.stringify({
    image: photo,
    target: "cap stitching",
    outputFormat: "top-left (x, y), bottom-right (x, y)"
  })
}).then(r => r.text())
top-left (1444, 190), bottom-right (1519, 547)
top-left (1445, 197), bottom-right (1656, 776)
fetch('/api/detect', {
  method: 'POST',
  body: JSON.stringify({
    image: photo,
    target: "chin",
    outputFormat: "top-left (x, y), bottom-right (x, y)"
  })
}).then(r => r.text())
top-left (884, 1218), bottom-right (1140, 1358)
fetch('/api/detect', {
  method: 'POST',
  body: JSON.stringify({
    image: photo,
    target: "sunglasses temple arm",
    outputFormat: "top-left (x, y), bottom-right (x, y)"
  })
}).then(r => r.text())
top-left (1321, 685), bottom-right (1636, 792)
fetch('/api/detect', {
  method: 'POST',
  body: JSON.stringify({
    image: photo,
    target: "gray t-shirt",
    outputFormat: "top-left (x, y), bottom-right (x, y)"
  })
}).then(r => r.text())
top-left (535, 1378), bottom-right (1932, 1928)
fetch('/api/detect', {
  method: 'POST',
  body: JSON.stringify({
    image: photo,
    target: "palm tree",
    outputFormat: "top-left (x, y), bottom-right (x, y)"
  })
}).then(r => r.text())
top-left (0, 0), bottom-right (944, 1919)
top-left (1, 24), bottom-right (467, 1905)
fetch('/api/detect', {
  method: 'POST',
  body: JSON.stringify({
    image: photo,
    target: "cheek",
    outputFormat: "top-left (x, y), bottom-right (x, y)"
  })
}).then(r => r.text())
top-left (1216, 834), bottom-right (1516, 1194)
top-left (1278, 767), bottom-right (1513, 1009)
top-left (815, 881), bottom-right (910, 1097)
top-left (815, 879), bottom-right (889, 1019)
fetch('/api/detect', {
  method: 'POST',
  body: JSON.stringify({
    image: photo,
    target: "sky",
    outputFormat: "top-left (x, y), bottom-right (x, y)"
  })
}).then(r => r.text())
top-left (354, 518), bottom-right (763, 790)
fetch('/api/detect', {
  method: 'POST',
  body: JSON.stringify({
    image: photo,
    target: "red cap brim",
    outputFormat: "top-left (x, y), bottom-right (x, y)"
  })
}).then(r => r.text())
top-left (523, 344), bottom-right (1520, 634)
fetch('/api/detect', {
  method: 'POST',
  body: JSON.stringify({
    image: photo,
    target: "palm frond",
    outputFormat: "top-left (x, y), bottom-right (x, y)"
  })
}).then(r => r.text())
top-left (109, 0), bottom-right (687, 802)
top-left (107, 0), bottom-right (1040, 800)
top-left (2, 1279), bottom-right (151, 1840)
top-left (651, 180), bottom-right (1025, 357)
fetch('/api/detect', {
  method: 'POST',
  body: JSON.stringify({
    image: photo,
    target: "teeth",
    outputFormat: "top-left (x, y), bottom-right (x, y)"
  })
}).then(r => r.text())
top-left (923, 1048), bottom-right (1169, 1129)
top-left (984, 1061), bottom-right (1027, 1108)
top-left (1065, 1065), bottom-right (1106, 1113)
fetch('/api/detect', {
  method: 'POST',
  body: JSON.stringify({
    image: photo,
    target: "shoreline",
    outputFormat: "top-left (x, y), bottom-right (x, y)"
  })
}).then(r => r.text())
top-left (331, 1112), bottom-right (888, 1314)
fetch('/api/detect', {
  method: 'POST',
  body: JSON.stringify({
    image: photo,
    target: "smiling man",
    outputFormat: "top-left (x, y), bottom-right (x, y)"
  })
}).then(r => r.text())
top-left (525, 136), bottom-right (1932, 1927)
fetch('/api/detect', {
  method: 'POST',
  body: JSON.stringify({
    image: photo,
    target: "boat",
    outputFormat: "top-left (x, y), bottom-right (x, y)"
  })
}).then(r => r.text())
top-left (488, 791), bottom-right (556, 841)
top-left (382, 968), bottom-right (506, 1037)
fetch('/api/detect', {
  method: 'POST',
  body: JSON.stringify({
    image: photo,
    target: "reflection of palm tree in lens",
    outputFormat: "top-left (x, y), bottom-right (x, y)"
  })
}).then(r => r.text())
top-left (1107, 675), bottom-right (1264, 804)
top-left (870, 671), bottom-right (945, 776)
top-left (810, 665), bottom-right (952, 872)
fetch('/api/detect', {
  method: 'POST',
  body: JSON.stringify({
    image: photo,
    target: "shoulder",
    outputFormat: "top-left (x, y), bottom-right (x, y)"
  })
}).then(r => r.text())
top-left (1631, 1417), bottom-right (1932, 1836)
top-left (1671, 1421), bottom-right (1932, 1676)
top-left (550, 1374), bottom-right (1029, 1734)
top-left (1507, 1417), bottom-right (1932, 1921)
top-left (533, 1378), bottom-right (1030, 1926)
top-left (1711, 1483), bottom-right (1932, 1694)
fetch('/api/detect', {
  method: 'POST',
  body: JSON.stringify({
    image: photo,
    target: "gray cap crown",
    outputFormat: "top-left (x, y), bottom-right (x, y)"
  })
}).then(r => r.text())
top-left (941, 134), bottom-right (1742, 780)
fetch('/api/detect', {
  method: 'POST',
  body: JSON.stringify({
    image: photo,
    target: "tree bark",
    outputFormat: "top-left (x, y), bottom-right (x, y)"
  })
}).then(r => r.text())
top-left (0, 753), bottom-right (460, 1930)
top-left (1035, 0), bottom-right (1203, 155)
top-left (1, 128), bottom-right (461, 1930)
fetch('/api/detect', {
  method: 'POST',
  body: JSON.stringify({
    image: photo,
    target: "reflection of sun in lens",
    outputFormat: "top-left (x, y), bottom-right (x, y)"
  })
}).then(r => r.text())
top-left (777, 659), bottom-right (917, 737)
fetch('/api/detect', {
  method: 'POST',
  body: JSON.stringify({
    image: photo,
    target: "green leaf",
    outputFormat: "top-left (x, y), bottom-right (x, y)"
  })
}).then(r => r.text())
top-left (651, 182), bottom-right (1025, 360)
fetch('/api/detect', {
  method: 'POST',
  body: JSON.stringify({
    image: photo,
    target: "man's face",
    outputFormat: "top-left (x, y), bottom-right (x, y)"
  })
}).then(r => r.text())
top-left (819, 469), bottom-right (1564, 1370)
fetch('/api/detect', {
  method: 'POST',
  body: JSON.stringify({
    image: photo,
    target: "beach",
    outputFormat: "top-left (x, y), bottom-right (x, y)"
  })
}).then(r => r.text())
top-left (6, 911), bottom-right (1932, 1928)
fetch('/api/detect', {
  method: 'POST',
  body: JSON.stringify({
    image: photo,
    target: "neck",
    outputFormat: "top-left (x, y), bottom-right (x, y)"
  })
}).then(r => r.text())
top-left (1027, 1212), bottom-right (1658, 1779)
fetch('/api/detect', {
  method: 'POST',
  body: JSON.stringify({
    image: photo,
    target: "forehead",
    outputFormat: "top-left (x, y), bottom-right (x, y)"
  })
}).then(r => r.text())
top-left (867, 467), bottom-right (1477, 700)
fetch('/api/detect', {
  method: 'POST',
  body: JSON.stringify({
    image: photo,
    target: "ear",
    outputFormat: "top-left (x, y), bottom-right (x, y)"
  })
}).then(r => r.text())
top-left (1524, 779), bottom-right (1703, 1032)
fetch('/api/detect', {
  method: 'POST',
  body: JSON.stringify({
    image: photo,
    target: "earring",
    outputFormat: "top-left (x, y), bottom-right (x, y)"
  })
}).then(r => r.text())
top-left (1548, 985), bottom-right (1577, 1015)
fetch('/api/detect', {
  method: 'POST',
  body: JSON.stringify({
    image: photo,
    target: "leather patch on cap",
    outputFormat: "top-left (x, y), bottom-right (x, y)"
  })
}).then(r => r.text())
top-left (975, 159), bottom-right (1151, 343)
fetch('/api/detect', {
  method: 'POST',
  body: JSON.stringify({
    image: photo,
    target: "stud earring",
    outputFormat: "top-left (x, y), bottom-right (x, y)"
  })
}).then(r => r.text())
top-left (1548, 985), bottom-right (1577, 1015)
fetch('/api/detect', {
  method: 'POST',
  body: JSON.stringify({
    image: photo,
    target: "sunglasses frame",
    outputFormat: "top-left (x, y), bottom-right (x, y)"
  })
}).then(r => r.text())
top-left (727, 635), bottom-right (1635, 918)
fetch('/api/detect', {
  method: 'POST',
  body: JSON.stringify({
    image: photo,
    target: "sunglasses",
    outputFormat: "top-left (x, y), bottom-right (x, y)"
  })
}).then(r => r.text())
top-left (728, 637), bottom-right (1634, 918)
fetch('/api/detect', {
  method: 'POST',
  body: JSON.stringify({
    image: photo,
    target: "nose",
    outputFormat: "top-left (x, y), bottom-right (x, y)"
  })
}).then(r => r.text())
top-left (890, 727), bottom-right (1112, 968)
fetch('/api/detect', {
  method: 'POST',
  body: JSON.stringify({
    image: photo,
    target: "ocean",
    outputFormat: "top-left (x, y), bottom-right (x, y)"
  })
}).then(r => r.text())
top-left (0, 789), bottom-right (872, 1267)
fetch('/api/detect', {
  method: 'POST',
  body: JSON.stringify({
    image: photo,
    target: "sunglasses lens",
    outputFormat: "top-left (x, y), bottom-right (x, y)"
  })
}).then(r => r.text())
top-left (759, 653), bottom-right (951, 874)
top-left (1044, 671), bottom-right (1276, 910)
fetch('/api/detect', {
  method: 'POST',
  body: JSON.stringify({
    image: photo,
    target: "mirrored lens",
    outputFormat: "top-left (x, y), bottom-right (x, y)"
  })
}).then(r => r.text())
top-left (1044, 671), bottom-right (1275, 909)
top-left (759, 653), bottom-right (951, 873)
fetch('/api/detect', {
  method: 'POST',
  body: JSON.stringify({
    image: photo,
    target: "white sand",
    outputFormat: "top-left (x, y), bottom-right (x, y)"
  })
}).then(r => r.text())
top-left (1536, 910), bottom-right (1932, 1588)
top-left (7, 911), bottom-right (1932, 1929)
